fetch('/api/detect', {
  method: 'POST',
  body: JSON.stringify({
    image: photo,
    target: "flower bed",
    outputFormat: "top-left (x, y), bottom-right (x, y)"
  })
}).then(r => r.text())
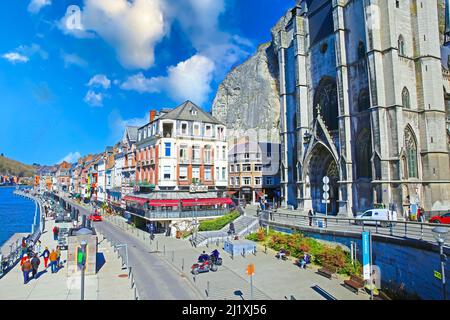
top-left (246, 228), bottom-right (362, 276)
top-left (198, 210), bottom-right (240, 231)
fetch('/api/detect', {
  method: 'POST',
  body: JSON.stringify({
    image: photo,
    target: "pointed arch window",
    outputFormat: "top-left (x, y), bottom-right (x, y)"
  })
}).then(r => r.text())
top-left (402, 87), bottom-right (410, 109)
top-left (404, 128), bottom-right (418, 178)
top-left (357, 41), bottom-right (366, 60)
top-left (398, 35), bottom-right (405, 56)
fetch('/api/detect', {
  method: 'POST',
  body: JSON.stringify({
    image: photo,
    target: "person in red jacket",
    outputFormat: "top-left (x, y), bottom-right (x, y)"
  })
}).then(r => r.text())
top-left (40, 247), bottom-right (50, 268)
top-left (52, 226), bottom-right (59, 241)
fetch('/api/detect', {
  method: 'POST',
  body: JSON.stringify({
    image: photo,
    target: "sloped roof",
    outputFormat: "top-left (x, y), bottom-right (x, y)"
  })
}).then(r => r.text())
top-left (158, 101), bottom-right (223, 125)
top-left (124, 126), bottom-right (139, 142)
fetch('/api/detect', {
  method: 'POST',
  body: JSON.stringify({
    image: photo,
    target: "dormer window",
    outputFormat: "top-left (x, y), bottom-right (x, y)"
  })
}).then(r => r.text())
top-left (190, 108), bottom-right (197, 116)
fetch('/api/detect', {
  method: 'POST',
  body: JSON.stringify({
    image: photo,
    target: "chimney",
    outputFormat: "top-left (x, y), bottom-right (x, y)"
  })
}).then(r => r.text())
top-left (150, 110), bottom-right (156, 122)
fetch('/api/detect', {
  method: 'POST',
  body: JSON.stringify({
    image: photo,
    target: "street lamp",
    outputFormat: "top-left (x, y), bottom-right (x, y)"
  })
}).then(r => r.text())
top-left (432, 226), bottom-right (448, 300)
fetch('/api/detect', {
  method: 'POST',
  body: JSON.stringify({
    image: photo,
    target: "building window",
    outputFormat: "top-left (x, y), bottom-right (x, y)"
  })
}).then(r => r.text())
top-left (222, 146), bottom-right (227, 160)
top-left (358, 41), bottom-right (365, 60)
top-left (163, 166), bottom-right (171, 180)
top-left (254, 164), bottom-right (262, 172)
top-left (192, 167), bottom-right (200, 182)
top-left (204, 145), bottom-right (212, 163)
top-left (180, 145), bottom-right (188, 160)
top-left (402, 87), bottom-right (410, 109)
top-left (254, 177), bottom-right (262, 185)
top-left (193, 124), bottom-right (200, 136)
top-left (398, 35), bottom-right (405, 56)
top-left (179, 166), bottom-right (188, 180)
top-left (244, 153), bottom-right (250, 159)
top-left (181, 123), bottom-right (188, 135)
top-left (230, 177), bottom-right (235, 185)
top-left (242, 164), bottom-right (251, 172)
top-left (243, 177), bottom-right (251, 185)
top-left (266, 177), bottom-right (273, 185)
top-left (358, 89), bottom-right (370, 112)
top-left (192, 145), bottom-right (200, 161)
top-left (205, 168), bottom-right (212, 181)
top-left (165, 143), bottom-right (171, 157)
top-left (222, 167), bottom-right (226, 181)
top-left (235, 164), bottom-right (240, 172)
top-left (230, 165), bottom-right (234, 172)
top-left (205, 125), bottom-right (212, 137)
top-left (215, 167), bottom-right (219, 181)
top-left (405, 128), bottom-right (418, 178)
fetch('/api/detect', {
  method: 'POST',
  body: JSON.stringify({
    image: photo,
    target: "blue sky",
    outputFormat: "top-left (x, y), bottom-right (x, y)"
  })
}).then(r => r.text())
top-left (0, 0), bottom-right (293, 165)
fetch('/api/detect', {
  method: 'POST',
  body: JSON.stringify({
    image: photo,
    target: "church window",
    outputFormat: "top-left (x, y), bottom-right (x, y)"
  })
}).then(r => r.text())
top-left (320, 42), bottom-right (328, 54)
top-left (356, 129), bottom-right (372, 179)
top-left (404, 128), bottom-right (418, 178)
top-left (313, 77), bottom-right (339, 131)
top-left (398, 35), bottom-right (405, 56)
top-left (402, 87), bottom-right (410, 109)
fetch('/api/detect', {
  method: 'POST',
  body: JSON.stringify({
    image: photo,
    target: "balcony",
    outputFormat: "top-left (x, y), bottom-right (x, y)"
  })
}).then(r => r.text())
top-left (179, 158), bottom-right (190, 165)
top-left (191, 158), bottom-right (201, 165)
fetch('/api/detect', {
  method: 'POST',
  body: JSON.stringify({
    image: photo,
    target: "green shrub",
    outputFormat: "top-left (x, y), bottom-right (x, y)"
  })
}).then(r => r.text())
top-left (198, 211), bottom-right (240, 231)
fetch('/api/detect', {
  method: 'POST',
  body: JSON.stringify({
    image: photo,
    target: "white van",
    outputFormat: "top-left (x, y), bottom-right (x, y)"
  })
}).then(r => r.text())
top-left (355, 209), bottom-right (397, 227)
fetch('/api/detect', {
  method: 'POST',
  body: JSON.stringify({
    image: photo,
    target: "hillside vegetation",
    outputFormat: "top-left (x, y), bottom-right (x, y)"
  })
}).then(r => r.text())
top-left (0, 155), bottom-right (37, 177)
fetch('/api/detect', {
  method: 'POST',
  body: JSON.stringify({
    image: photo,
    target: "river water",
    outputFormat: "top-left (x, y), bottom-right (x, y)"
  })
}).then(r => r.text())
top-left (0, 187), bottom-right (35, 247)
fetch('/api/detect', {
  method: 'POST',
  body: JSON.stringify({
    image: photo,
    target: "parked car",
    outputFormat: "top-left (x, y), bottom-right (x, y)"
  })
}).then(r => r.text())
top-left (429, 212), bottom-right (450, 224)
top-left (88, 213), bottom-right (102, 222)
top-left (355, 209), bottom-right (397, 227)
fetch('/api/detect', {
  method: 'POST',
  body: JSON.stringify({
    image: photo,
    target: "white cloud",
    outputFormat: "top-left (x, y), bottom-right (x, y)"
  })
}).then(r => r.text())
top-left (28, 0), bottom-right (52, 14)
top-left (84, 90), bottom-right (105, 107)
top-left (59, 151), bottom-right (81, 164)
top-left (87, 74), bottom-right (111, 89)
top-left (2, 53), bottom-right (29, 64)
top-left (60, 0), bottom-right (166, 69)
top-left (121, 54), bottom-right (215, 105)
top-left (61, 52), bottom-right (88, 68)
top-left (2, 44), bottom-right (48, 64)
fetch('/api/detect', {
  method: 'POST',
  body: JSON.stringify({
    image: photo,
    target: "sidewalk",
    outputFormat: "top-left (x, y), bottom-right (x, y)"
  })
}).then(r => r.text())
top-left (0, 214), bottom-right (134, 300)
top-left (105, 215), bottom-right (370, 300)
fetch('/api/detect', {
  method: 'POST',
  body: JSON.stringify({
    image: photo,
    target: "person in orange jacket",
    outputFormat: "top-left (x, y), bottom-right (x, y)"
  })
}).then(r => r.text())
top-left (49, 249), bottom-right (58, 273)
top-left (20, 254), bottom-right (29, 266)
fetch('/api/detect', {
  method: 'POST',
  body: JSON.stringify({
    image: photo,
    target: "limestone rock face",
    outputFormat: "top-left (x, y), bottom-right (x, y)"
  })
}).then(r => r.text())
top-left (212, 42), bottom-right (281, 142)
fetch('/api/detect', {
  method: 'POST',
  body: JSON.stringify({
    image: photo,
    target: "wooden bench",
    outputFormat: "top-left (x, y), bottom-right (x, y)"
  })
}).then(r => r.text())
top-left (317, 265), bottom-right (337, 279)
top-left (343, 275), bottom-right (365, 294)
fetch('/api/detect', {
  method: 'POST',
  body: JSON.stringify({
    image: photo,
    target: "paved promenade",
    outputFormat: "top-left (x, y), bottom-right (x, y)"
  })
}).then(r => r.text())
top-left (66, 199), bottom-right (369, 300)
top-left (0, 215), bottom-right (134, 300)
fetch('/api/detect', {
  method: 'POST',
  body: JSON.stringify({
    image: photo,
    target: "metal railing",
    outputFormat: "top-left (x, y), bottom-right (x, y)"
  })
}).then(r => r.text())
top-left (260, 210), bottom-right (450, 246)
top-left (126, 207), bottom-right (229, 220)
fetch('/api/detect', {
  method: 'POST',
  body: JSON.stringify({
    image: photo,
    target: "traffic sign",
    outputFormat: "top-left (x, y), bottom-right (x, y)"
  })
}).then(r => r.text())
top-left (323, 176), bottom-right (330, 184)
top-left (323, 192), bottom-right (329, 200)
top-left (246, 263), bottom-right (255, 276)
top-left (321, 200), bottom-right (330, 203)
top-left (323, 184), bottom-right (330, 192)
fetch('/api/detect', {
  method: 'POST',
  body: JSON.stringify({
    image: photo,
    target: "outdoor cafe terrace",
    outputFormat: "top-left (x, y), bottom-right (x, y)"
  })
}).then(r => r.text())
top-left (123, 192), bottom-right (234, 221)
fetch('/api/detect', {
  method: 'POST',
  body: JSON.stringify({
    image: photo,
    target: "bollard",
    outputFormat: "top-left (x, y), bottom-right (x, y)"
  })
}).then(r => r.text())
top-left (172, 250), bottom-right (174, 262)
top-left (134, 286), bottom-right (137, 300)
top-left (206, 281), bottom-right (210, 297)
top-left (242, 248), bottom-right (245, 258)
top-left (182, 258), bottom-right (184, 271)
top-left (264, 245), bottom-right (267, 254)
top-left (157, 241), bottom-right (159, 252)
top-left (231, 251), bottom-right (234, 260)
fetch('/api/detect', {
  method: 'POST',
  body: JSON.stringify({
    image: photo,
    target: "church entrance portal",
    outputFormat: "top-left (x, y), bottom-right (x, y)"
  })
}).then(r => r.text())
top-left (307, 143), bottom-right (339, 215)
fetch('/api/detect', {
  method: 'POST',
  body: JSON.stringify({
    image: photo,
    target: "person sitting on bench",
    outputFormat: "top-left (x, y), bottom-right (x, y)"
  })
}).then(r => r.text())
top-left (299, 253), bottom-right (311, 269)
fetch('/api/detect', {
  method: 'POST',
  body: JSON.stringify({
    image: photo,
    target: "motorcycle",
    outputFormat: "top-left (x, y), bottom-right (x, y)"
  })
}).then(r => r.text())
top-left (191, 259), bottom-right (218, 275)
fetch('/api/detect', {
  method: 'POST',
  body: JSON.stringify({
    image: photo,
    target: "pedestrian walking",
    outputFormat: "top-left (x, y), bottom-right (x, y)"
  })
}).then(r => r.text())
top-left (21, 258), bottom-right (32, 284)
top-left (55, 246), bottom-right (61, 268)
top-left (20, 253), bottom-right (29, 267)
top-left (35, 240), bottom-right (41, 255)
top-left (308, 209), bottom-right (313, 226)
top-left (49, 249), bottom-right (58, 273)
top-left (20, 240), bottom-right (27, 258)
top-left (52, 226), bottom-right (59, 241)
top-left (30, 254), bottom-right (40, 279)
top-left (41, 247), bottom-right (50, 268)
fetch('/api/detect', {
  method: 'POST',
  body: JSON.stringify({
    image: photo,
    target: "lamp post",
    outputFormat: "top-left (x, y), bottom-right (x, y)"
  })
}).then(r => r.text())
top-left (432, 227), bottom-right (448, 300)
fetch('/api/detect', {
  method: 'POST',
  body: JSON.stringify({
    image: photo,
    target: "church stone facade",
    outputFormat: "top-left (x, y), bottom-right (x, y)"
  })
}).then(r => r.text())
top-left (277, 0), bottom-right (450, 216)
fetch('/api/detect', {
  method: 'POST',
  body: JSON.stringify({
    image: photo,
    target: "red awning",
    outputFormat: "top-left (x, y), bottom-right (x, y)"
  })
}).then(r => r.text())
top-left (227, 191), bottom-right (238, 195)
top-left (181, 198), bottom-right (234, 207)
top-left (122, 196), bottom-right (148, 205)
top-left (148, 199), bottom-right (180, 207)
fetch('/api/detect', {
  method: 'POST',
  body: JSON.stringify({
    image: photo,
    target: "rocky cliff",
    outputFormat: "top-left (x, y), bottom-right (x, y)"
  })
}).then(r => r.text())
top-left (211, 42), bottom-right (281, 142)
